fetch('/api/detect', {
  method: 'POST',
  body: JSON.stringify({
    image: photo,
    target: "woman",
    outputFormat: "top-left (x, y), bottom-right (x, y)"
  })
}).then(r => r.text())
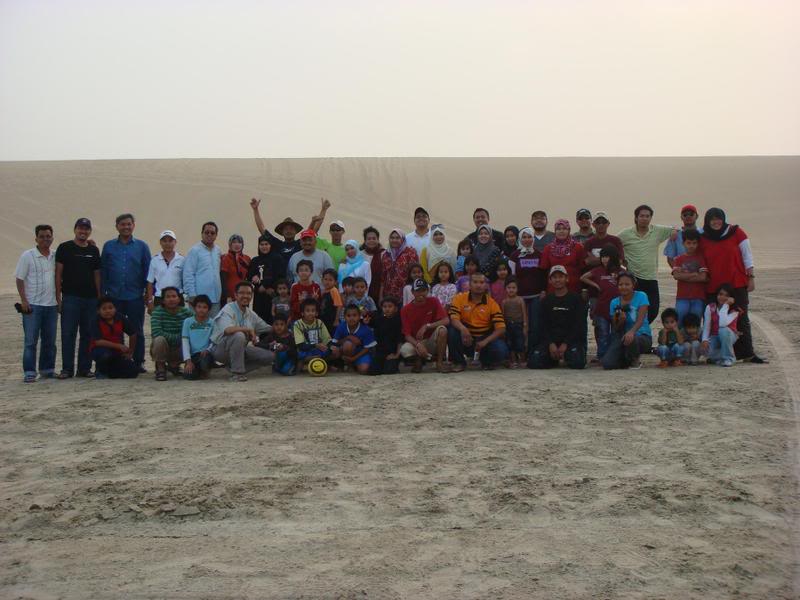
top-left (540, 219), bottom-right (586, 294)
top-left (508, 226), bottom-right (548, 356)
top-left (420, 225), bottom-right (456, 283)
top-left (220, 234), bottom-right (251, 304)
top-left (360, 226), bottom-right (383, 303)
top-left (379, 228), bottom-right (419, 302)
top-left (338, 239), bottom-right (371, 290)
top-left (472, 224), bottom-right (503, 281)
top-left (247, 235), bottom-right (285, 323)
top-left (699, 207), bottom-right (766, 363)
top-left (502, 226), bottom-right (520, 260)
top-left (602, 272), bottom-right (651, 370)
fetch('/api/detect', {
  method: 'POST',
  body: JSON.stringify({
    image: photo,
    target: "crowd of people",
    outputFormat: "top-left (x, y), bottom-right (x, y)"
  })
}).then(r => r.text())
top-left (14, 198), bottom-right (766, 383)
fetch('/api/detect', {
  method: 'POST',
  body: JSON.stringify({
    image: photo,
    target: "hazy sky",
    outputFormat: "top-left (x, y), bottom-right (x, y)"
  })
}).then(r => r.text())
top-left (1, 0), bottom-right (798, 160)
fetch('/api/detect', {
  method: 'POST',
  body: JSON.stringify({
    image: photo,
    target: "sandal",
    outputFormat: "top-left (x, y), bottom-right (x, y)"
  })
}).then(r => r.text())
top-left (155, 370), bottom-right (167, 381)
top-left (451, 364), bottom-right (465, 373)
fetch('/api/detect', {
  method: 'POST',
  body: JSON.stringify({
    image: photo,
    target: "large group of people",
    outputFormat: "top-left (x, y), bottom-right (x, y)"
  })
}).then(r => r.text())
top-left (14, 198), bottom-right (766, 383)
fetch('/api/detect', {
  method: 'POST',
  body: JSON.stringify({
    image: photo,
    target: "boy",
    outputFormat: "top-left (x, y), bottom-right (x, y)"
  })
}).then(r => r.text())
top-left (657, 307), bottom-right (685, 367)
top-left (369, 296), bottom-right (403, 375)
top-left (681, 312), bottom-right (704, 366)
top-left (150, 286), bottom-right (193, 380)
top-left (671, 228), bottom-right (709, 326)
top-left (333, 305), bottom-right (377, 374)
top-left (293, 298), bottom-right (341, 371)
top-left (345, 277), bottom-right (377, 323)
top-left (319, 268), bottom-right (344, 335)
top-left (341, 276), bottom-right (355, 301)
top-left (90, 297), bottom-right (139, 379)
top-left (182, 294), bottom-right (214, 380)
top-left (259, 313), bottom-right (297, 375)
top-left (290, 260), bottom-right (321, 320)
top-left (502, 278), bottom-right (528, 368)
top-left (271, 280), bottom-right (291, 320)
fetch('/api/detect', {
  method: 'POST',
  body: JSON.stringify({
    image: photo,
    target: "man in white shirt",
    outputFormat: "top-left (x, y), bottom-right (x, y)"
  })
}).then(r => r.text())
top-left (405, 207), bottom-right (432, 255)
top-left (145, 230), bottom-right (185, 313)
top-left (15, 224), bottom-right (58, 382)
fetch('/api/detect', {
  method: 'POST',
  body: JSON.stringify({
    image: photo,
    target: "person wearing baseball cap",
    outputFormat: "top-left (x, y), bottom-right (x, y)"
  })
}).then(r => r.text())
top-left (55, 218), bottom-right (101, 378)
top-left (286, 226), bottom-right (334, 285)
top-left (310, 198), bottom-right (348, 271)
top-left (664, 203), bottom-right (702, 267)
top-left (406, 206), bottom-right (432, 256)
top-left (399, 278), bottom-right (450, 373)
top-left (572, 209), bottom-right (594, 244)
top-left (583, 211), bottom-right (625, 269)
top-left (145, 229), bottom-right (185, 314)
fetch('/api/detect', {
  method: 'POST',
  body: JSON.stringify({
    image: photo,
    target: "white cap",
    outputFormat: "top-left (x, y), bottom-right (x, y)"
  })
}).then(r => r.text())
top-left (329, 220), bottom-right (345, 230)
top-left (160, 230), bottom-right (177, 240)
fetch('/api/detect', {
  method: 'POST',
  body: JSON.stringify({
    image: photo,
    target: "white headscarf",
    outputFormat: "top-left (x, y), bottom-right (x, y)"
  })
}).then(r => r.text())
top-left (517, 227), bottom-right (536, 256)
top-left (424, 225), bottom-right (454, 268)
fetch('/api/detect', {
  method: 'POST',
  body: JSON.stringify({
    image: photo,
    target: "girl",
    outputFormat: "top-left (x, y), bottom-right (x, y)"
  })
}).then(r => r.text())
top-left (508, 226), bottom-right (547, 300)
top-left (540, 220), bottom-right (586, 294)
top-left (420, 226), bottom-right (456, 283)
top-left (455, 239), bottom-right (473, 277)
top-left (502, 278), bottom-right (527, 368)
top-left (701, 283), bottom-right (742, 367)
top-left (472, 224), bottom-right (503, 281)
top-left (580, 244), bottom-right (621, 359)
top-left (361, 226), bottom-right (383, 304)
top-left (456, 256), bottom-right (480, 293)
top-left (220, 234), bottom-right (251, 304)
top-left (247, 234), bottom-right (285, 324)
top-left (490, 260), bottom-right (511, 304)
top-left (379, 228), bottom-right (419, 303)
top-left (431, 261), bottom-right (458, 309)
top-left (602, 272), bottom-right (652, 370)
top-left (271, 280), bottom-right (292, 320)
top-left (338, 239), bottom-right (371, 291)
top-left (502, 226), bottom-right (519, 260)
top-left (402, 263), bottom-right (427, 306)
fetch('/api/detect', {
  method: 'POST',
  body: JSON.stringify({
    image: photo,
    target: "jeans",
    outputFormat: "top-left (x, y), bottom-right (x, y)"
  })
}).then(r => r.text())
top-left (525, 295), bottom-right (543, 359)
top-left (636, 278), bottom-right (660, 325)
top-left (447, 326), bottom-right (508, 367)
top-left (657, 343), bottom-right (684, 361)
top-left (92, 348), bottom-right (139, 379)
top-left (530, 342), bottom-right (586, 369)
top-left (602, 332), bottom-right (652, 370)
top-left (112, 298), bottom-right (145, 366)
top-left (61, 295), bottom-right (97, 375)
top-left (708, 328), bottom-right (736, 365)
top-left (675, 298), bottom-right (705, 328)
top-left (593, 317), bottom-right (612, 359)
top-left (705, 289), bottom-right (755, 359)
top-left (22, 305), bottom-right (58, 377)
top-left (184, 351), bottom-right (214, 380)
top-left (683, 340), bottom-right (703, 364)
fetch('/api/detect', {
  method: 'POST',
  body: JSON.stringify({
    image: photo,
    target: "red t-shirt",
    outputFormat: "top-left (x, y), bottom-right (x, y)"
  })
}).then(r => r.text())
top-left (540, 242), bottom-right (586, 294)
top-left (673, 253), bottom-right (708, 300)
top-left (290, 281), bottom-right (321, 320)
top-left (401, 297), bottom-right (447, 340)
top-left (587, 267), bottom-right (619, 320)
top-left (699, 228), bottom-right (749, 292)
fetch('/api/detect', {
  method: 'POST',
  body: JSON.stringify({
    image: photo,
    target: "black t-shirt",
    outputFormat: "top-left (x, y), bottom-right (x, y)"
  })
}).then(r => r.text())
top-left (56, 241), bottom-right (101, 298)
top-left (261, 230), bottom-right (301, 264)
top-left (370, 312), bottom-right (402, 354)
top-left (540, 292), bottom-right (584, 346)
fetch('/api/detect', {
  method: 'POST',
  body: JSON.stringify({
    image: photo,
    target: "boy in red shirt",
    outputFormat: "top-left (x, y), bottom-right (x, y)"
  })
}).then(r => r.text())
top-left (90, 297), bottom-right (139, 379)
top-left (290, 259), bottom-right (321, 320)
top-left (671, 229), bottom-right (709, 327)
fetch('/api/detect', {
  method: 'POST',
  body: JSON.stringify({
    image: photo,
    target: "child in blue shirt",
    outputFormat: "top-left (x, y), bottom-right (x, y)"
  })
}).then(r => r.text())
top-left (182, 294), bottom-right (214, 380)
top-left (332, 304), bottom-right (377, 374)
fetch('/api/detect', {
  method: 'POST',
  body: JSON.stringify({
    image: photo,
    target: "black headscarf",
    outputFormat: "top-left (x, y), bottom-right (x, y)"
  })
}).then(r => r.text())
top-left (702, 207), bottom-right (739, 242)
top-left (502, 226), bottom-right (519, 257)
top-left (248, 234), bottom-right (286, 288)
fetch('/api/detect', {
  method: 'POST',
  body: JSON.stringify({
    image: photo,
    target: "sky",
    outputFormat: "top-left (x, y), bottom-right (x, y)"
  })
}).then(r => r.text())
top-left (1, 0), bottom-right (798, 160)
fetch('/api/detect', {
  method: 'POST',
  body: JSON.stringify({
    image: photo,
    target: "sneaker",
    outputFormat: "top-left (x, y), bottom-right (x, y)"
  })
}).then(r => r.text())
top-left (137, 365), bottom-right (148, 374)
top-left (76, 371), bottom-right (95, 378)
top-left (57, 370), bottom-right (73, 379)
top-left (748, 355), bottom-right (769, 364)
top-left (23, 375), bottom-right (37, 383)
top-left (229, 374), bottom-right (248, 382)
top-left (721, 359), bottom-right (734, 367)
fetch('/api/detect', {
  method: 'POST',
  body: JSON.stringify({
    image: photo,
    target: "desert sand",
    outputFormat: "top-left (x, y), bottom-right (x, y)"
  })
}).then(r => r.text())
top-left (1, 158), bottom-right (800, 599)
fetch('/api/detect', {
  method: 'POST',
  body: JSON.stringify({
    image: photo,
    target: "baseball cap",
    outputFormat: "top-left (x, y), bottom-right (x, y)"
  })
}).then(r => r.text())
top-left (549, 265), bottom-right (568, 277)
top-left (74, 218), bottom-right (92, 229)
top-left (411, 278), bottom-right (429, 291)
top-left (414, 206), bottom-right (429, 218)
top-left (680, 204), bottom-right (698, 215)
top-left (160, 229), bottom-right (177, 240)
top-left (329, 220), bottom-right (345, 231)
top-left (576, 208), bottom-right (592, 219)
top-left (299, 229), bottom-right (317, 240)
top-left (593, 211), bottom-right (610, 223)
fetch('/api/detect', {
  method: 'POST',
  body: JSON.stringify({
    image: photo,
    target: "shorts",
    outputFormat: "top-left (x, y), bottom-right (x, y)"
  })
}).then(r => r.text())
top-left (399, 327), bottom-right (444, 358)
top-left (353, 352), bottom-right (372, 367)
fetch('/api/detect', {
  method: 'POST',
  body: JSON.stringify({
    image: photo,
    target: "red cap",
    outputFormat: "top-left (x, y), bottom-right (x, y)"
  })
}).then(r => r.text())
top-left (680, 204), bottom-right (698, 215)
top-left (299, 228), bottom-right (317, 239)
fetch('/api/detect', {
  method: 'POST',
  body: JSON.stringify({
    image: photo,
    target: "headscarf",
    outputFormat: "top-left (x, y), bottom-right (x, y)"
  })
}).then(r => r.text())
top-left (424, 225), bottom-right (454, 268)
top-left (249, 234), bottom-right (285, 284)
top-left (226, 233), bottom-right (249, 279)
top-left (502, 225), bottom-right (519, 256)
top-left (361, 229), bottom-right (384, 302)
top-left (338, 239), bottom-right (366, 283)
top-left (517, 227), bottom-right (536, 256)
top-left (702, 207), bottom-right (739, 242)
top-left (229, 234), bottom-right (244, 246)
top-left (387, 228), bottom-right (408, 262)
top-left (472, 224), bottom-right (497, 268)
top-left (549, 219), bottom-right (578, 259)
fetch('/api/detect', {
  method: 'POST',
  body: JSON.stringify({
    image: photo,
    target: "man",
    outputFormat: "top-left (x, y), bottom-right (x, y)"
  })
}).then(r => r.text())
top-left (286, 229), bottom-right (334, 285)
top-left (530, 266), bottom-right (586, 369)
top-left (311, 198), bottom-right (347, 269)
top-left (399, 279), bottom-right (450, 373)
top-left (618, 205), bottom-right (677, 324)
top-left (145, 230), bottom-right (184, 313)
top-left (583, 212), bottom-right (625, 269)
top-left (572, 209), bottom-right (594, 243)
top-left (664, 204), bottom-right (702, 267)
top-left (447, 272), bottom-right (508, 371)
top-left (183, 222), bottom-right (223, 316)
top-left (55, 217), bottom-right (101, 378)
top-left (406, 207), bottom-right (432, 255)
top-left (466, 207), bottom-right (505, 248)
top-left (250, 197), bottom-right (320, 264)
top-left (101, 214), bottom-right (151, 372)
top-left (531, 210), bottom-right (555, 251)
top-left (211, 282), bottom-right (274, 382)
top-left (15, 225), bottom-right (58, 383)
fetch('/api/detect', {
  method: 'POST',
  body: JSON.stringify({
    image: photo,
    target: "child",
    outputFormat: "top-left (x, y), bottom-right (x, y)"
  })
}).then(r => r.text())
top-left (502, 278), bottom-right (528, 368)
top-left (489, 260), bottom-right (511, 304)
top-left (455, 239), bottom-right (473, 277)
top-left (402, 263), bottom-right (426, 306)
top-left (580, 244), bottom-right (621, 360)
top-left (657, 307), bottom-right (685, 367)
top-left (341, 276), bottom-right (355, 301)
top-left (681, 312), bottom-right (704, 365)
top-left (290, 259), bottom-right (321, 320)
top-left (455, 256), bottom-right (479, 293)
top-left (345, 277), bottom-right (377, 323)
top-left (431, 262), bottom-right (458, 309)
top-left (319, 268), bottom-right (344, 335)
top-left (702, 283), bottom-right (741, 367)
top-left (150, 286), bottom-right (193, 380)
top-left (671, 228), bottom-right (709, 326)
top-left (369, 296), bottom-right (403, 375)
top-left (293, 298), bottom-right (340, 371)
top-left (182, 294), bottom-right (214, 380)
top-left (271, 280), bottom-right (291, 321)
top-left (90, 297), bottom-right (139, 379)
top-left (259, 313), bottom-right (297, 375)
top-left (332, 305), bottom-right (377, 374)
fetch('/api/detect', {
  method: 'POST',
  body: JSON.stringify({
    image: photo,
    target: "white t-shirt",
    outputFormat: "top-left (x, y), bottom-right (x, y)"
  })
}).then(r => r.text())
top-left (406, 230), bottom-right (431, 256)
top-left (15, 247), bottom-right (57, 306)
top-left (146, 252), bottom-right (185, 296)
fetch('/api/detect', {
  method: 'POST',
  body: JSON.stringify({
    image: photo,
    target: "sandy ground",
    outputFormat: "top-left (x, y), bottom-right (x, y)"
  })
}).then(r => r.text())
top-left (1, 269), bottom-right (799, 599)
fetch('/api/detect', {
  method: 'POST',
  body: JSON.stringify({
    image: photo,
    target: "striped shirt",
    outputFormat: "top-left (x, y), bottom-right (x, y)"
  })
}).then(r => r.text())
top-left (15, 247), bottom-right (57, 306)
top-left (448, 292), bottom-right (505, 336)
top-left (151, 306), bottom-right (193, 346)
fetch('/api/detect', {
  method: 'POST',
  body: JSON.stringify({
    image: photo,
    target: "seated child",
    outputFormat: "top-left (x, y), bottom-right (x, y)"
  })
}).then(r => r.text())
top-left (90, 297), bottom-right (139, 379)
top-left (502, 277), bottom-right (527, 368)
top-left (345, 277), bottom-right (377, 323)
top-left (182, 294), bottom-right (214, 380)
top-left (259, 313), bottom-right (297, 375)
top-left (332, 305), bottom-right (377, 374)
top-left (369, 296), bottom-right (403, 375)
top-left (680, 312), bottom-right (704, 365)
top-left (293, 298), bottom-right (340, 371)
top-left (656, 307), bottom-right (685, 367)
top-left (455, 256), bottom-right (480, 293)
top-left (402, 263), bottom-right (426, 306)
top-left (271, 279), bottom-right (291, 321)
top-left (431, 262), bottom-right (458, 309)
top-left (319, 268), bottom-right (344, 335)
top-left (151, 286), bottom-right (193, 380)
top-left (290, 260), bottom-right (321, 321)
top-left (702, 283), bottom-right (741, 367)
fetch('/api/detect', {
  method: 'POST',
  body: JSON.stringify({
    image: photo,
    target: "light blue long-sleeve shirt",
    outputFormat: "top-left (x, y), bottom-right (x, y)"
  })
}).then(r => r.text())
top-left (101, 236), bottom-right (151, 301)
top-left (182, 242), bottom-right (222, 301)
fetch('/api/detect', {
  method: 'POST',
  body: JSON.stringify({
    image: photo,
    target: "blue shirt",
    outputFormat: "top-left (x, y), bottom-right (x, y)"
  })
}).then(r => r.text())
top-left (332, 321), bottom-right (377, 349)
top-left (182, 316), bottom-right (213, 356)
top-left (664, 227), bottom-right (703, 260)
top-left (101, 237), bottom-right (151, 300)
top-left (182, 242), bottom-right (222, 301)
top-left (610, 291), bottom-right (651, 338)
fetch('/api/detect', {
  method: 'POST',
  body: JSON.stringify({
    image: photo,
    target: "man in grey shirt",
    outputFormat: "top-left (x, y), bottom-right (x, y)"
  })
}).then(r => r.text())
top-left (531, 210), bottom-right (555, 251)
top-left (286, 229), bottom-right (334, 285)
